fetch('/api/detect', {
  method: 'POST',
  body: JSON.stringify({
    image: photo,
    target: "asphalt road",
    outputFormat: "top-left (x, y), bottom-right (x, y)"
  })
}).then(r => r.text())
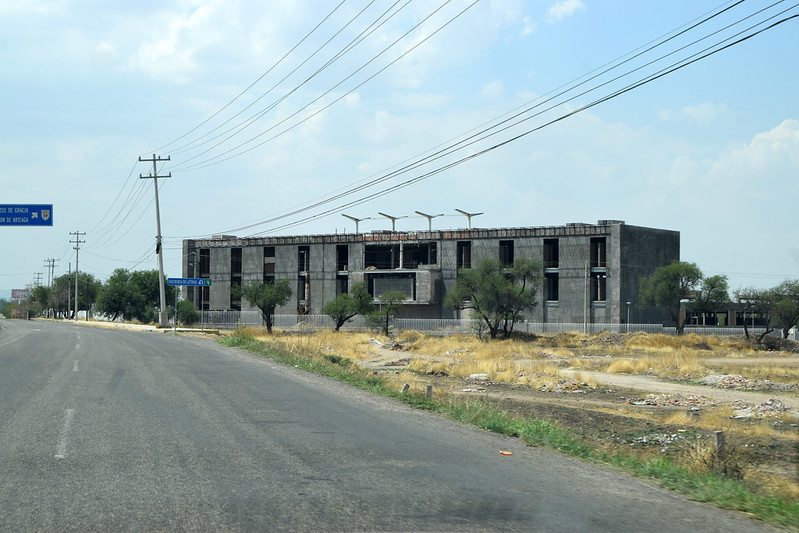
top-left (0, 319), bottom-right (783, 532)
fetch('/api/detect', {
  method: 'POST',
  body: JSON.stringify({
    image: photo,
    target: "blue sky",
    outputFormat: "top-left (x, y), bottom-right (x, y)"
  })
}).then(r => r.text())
top-left (1, 0), bottom-right (797, 299)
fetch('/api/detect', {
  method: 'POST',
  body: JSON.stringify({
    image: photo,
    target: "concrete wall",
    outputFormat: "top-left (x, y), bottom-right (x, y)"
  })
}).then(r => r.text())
top-left (183, 222), bottom-right (680, 325)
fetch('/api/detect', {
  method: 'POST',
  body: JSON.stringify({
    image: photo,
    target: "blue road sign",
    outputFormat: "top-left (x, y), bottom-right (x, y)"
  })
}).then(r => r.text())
top-left (0, 204), bottom-right (53, 226)
top-left (167, 277), bottom-right (212, 286)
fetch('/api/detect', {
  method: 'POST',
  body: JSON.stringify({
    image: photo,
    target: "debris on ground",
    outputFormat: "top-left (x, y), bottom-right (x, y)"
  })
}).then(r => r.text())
top-left (730, 397), bottom-right (799, 419)
top-left (699, 374), bottom-right (798, 392)
top-left (383, 358), bottom-right (410, 367)
top-left (620, 432), bottom-right (687, 452)
top-left (369, 338), bottom-right (402, 350)
top-left (624, 393), bottom-right (721, 409)
top-left (538, 379), bottom-right (593, 393)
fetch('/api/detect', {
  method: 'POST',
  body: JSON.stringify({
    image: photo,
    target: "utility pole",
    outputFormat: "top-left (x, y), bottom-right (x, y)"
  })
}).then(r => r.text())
top-left (44, 258), bottom-right (57, 287)
top-left (139, 154), bottom-right (171, 328)
top-left (33, 272), bottom-right (43, 287)
top-left (70, 231), bottom-right (85, 320)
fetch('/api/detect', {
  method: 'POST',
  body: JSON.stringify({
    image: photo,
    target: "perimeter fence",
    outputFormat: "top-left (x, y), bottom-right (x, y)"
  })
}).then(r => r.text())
top-left (195, 310), bottom-right (792, 339)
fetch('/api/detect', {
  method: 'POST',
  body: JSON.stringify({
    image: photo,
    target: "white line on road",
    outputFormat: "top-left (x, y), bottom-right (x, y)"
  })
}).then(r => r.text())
top-left (54, 408), bottom-right (76, 460)
top-left (73, 360), bottom-right (79, 372)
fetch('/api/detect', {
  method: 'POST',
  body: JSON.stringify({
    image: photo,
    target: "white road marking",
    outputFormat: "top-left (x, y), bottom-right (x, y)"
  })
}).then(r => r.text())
top-left (54, 408), bottom-right (76, 460)
top-left (73, 360), bottom-right (79, 372)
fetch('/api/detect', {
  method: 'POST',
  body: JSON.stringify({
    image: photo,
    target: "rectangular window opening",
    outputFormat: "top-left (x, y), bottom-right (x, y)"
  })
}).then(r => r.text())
top-left (543, 239), bottom-right (559, 269)
top-left (545, 272), bottom-right (559, 301)
top-left (499, 240), bottom-right (514, 267)
top-left (590, 237), bottom-right (606, 268)
top-left (457, 241), bottom-right (472, 270)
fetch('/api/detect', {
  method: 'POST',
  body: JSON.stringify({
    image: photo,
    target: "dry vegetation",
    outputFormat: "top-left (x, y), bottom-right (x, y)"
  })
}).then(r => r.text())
top-left (239, 326), bottom-right (799, 503)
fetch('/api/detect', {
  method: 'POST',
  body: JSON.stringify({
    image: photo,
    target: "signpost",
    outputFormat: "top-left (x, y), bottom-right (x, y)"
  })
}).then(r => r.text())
top-left (167, 278), bottom-right (211, 332)
top-left (0, 204), bottom-right (53, 226)
top-left (167, 278), bottom-right (212, 287)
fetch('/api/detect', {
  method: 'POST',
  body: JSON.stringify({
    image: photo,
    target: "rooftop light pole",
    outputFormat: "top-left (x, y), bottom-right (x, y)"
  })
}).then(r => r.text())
top-left (378, 212), bottom-right (408, 232)
top-left (414, 211), bottom-right (444, 231)
top-left (455, 209), bottom-right (483, 230)
top-left (342, 213), bottom-right (371, 234)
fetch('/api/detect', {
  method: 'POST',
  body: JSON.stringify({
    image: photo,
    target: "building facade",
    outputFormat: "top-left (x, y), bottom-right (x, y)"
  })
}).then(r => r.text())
top-left (181, 220), bottom-right (679, 324)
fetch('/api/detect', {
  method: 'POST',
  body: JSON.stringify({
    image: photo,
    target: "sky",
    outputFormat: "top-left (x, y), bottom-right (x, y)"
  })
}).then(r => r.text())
top-left (1, 0), bottom-right (797, 300)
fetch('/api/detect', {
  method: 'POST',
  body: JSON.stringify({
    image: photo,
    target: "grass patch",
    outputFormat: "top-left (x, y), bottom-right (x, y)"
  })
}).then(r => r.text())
top-left (219, 329), bottom-right (799, 530)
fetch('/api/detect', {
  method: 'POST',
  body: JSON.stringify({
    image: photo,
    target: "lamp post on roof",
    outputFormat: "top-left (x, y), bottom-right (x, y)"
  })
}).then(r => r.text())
top-left (414, 211), bottom-right (444, 231)
top-left (342, 213), bottom-right (372, 234)
top-left (378, 212), bottom-right (408, 232)
top-left (455, 209), bottom-right (483, 230)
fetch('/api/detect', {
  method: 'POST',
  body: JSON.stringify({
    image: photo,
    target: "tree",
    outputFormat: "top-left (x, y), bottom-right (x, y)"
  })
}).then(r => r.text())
top-left (445, 258), bottom-right (543, 340)
top-left (324, 282), bottom-right (374, 331)
top-left (95, 268), bottom-right (132, 321)
top-left (769, 280), bottom-right (799, 339)
top-left (95, 269), bottom-right (176, 323)
top-left (31, 285), bottom-right (51, 317)
top-left (367, 290), bottom-right (406, 337)
top-left (734, 287), bottom-right (775, 342)
top-left (639, 260), bottom-right (702, 335)
top-left (241, 279), bottom-right (292, 333)
top-left (690, 274), bottom-right (730, 325)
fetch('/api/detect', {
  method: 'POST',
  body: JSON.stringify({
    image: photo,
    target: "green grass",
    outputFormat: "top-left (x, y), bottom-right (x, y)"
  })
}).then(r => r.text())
top-left (219, 330), bottom-right (799, 530)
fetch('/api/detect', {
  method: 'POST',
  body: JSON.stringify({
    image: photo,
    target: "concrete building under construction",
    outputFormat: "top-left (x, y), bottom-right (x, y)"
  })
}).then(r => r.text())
top-left (181, 219), bottom-right (679, 325)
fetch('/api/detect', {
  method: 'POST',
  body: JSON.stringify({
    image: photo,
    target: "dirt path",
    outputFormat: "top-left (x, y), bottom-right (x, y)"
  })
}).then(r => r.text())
top-left (559, 369), bottom-right (799, 410)
top-left (363, 346), bottom-right (799, 411)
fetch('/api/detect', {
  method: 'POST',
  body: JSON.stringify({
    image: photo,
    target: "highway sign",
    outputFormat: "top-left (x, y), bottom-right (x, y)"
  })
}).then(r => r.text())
top-left (167, 278), bottom-right (212, 287)
top-left (0, 204), bottom-right (53, 226)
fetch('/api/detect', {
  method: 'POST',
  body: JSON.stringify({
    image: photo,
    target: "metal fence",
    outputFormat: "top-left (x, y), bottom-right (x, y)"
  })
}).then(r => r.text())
top-left (197, 310), bottom-right (793, 339)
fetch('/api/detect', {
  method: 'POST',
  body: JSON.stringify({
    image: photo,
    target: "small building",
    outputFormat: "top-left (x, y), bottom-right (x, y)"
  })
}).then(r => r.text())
top-left (181, 220), bottom-right (678, 324)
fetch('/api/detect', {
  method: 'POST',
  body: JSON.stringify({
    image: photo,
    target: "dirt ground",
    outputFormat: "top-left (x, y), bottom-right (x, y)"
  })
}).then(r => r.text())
top-left (359, 340), bottom-right (799, 495)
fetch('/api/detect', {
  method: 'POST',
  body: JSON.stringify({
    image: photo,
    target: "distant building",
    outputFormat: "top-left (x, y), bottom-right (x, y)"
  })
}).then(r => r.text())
top-left (181, 220), bottom-right (679, 324)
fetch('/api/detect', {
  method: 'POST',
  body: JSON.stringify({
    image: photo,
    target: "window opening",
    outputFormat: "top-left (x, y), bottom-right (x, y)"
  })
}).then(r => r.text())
top-left (456, 241), bottom-right (471, 269)
top-left (499, 240), bottom-right (514, 266)
top-left (543, 239), bottom-right (559, 269)
top-left (545, 272), bottom-right (559, 301)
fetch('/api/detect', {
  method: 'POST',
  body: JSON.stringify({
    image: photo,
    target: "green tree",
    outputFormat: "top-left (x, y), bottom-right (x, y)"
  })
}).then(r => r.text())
top-left (445, 258), bottom-right (543, 339)
top-left (31, 285), bottom-right (51, 317)
top-left (734, 287), bottom-right (775, 342)
top-left (241, 279), bottom-right (292, 333)
top-left (639, 260), bottom-right (702, 335)
top-left (769, 279), bottom-right (799, 339)
top-left (324, 282), bottom-right (374, 331)
top-left (95, 269), bottom-right (176, 323)
top-left (49, 273), bottom-right (72, 318)
top-left (95, 268), bottom-right (131, 321)
top-left (690, 274), bottom-right (730, 325)
top-left (367, 290), bottom-right (406, 337)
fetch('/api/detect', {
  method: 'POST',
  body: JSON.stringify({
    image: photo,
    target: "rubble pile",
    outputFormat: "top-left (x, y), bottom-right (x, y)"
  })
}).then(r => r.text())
top-left (731, 397), bottom-right (799, 419)
top-left (624, 393), bottom-right (721, 409)
top-left (700, 374), bottom-right (798, 392)
top-left (538, 379), bottom-right (593, 393)
top-left (621, 432), bottom-right (686, 452)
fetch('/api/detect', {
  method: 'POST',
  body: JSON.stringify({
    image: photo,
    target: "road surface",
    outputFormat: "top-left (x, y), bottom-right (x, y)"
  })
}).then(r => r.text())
top-left (0, 319), bottom-right (782, 532)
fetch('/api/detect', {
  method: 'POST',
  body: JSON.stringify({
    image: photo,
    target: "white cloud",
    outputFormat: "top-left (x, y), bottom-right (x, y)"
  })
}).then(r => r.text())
top-left (547, 0), bottom-right (586, 23)
top-left (521, 15), bottom-right (538, 35)
top-left (481, 80), bottom-right (505, 98)
top-left (127, 3), bottom-right (225, 82)
top-left (658, 102), bottom-right (728, 125)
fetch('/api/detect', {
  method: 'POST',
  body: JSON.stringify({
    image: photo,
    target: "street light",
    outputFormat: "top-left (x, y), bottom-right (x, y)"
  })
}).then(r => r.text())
top-left (626, 301), bottom-right (631, 331)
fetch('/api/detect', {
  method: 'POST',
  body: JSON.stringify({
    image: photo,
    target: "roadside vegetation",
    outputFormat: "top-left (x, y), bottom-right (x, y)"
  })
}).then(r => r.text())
top-left (220, 327), bottom-right (799, 530)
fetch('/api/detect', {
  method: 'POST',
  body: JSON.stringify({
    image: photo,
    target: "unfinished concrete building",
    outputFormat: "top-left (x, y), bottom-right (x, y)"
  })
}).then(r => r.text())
top-left (181, 220), bottom-right (679, 324)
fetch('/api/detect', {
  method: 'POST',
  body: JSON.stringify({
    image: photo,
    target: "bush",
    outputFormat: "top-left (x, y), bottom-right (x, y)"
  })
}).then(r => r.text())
top-left (177, 299), bottom-right (200, 326)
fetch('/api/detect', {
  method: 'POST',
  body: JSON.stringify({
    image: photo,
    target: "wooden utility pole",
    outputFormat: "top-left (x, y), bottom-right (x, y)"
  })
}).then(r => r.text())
top-left (139, 154), bottom-right (171, 327)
